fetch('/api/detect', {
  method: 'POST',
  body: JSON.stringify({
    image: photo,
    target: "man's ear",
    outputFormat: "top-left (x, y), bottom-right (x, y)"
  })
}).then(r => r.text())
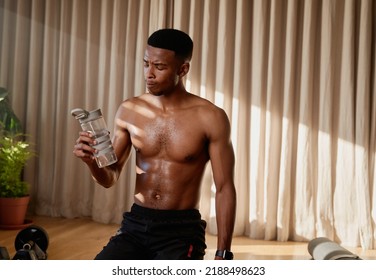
top-left (178, 62), bottom-right (190, 78)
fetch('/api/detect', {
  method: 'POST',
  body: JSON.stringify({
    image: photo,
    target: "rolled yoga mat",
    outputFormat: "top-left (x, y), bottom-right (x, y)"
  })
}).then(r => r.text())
top-left (308, 237), bottom-right (361, 260)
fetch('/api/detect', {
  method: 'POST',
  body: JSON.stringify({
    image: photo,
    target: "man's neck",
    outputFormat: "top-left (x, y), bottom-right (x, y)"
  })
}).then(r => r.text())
top-left (150, 85), bottom-right (189, 111)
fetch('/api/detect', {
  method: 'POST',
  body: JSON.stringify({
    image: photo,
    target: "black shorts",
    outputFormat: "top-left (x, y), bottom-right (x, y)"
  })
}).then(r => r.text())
top-left (95, 204), bottom-right (207, 260)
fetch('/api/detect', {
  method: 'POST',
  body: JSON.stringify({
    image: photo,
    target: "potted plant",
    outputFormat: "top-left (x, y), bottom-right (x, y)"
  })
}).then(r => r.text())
top-left (0, 132), bottom-right (34, 228)
top-left (0, 87), bottom-right (35, 229)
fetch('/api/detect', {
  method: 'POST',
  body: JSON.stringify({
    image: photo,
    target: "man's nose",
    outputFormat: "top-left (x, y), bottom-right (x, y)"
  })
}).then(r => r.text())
top-left (145, 66), bottom-right (155, 78)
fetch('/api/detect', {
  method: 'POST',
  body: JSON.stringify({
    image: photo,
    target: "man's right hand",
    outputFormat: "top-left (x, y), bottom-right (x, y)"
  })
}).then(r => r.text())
top-left (73, 131), bottom-right (97, 164)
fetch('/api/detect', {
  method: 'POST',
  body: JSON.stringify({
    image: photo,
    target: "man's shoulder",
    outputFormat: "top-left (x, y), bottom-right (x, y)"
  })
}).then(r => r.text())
top-left (191, 94), bottom-right (228, 118)
top-left (185, 95), bottom-right (230, 136)
top-left (188, 94), bottom-right (223, 112)
top-left (121, 94), bottom-right (146, 105)
top-left (117, 94), bottom-right (149, 112)
top-left (115, 95), bottom-right (146, 121)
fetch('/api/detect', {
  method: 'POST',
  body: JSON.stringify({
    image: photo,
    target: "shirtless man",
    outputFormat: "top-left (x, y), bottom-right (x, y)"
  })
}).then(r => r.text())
top-left (73, 29), bottom-right (236, 260)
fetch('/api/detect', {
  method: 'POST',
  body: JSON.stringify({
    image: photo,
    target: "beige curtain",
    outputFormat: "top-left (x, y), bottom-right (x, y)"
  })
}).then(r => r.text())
top-left (0, 0), bottom-right (375, 250)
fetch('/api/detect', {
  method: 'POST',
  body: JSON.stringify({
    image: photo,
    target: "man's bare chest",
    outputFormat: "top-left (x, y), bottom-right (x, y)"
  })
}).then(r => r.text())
top-left (127, 114), bottom-right (208, 161)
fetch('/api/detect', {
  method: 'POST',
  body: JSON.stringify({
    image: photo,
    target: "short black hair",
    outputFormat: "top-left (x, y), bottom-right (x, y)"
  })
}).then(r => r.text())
top-left (147, 29), bottom-right (193, 61)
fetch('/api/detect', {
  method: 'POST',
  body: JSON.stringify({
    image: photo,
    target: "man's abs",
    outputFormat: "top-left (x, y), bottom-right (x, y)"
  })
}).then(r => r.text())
top-left (133, 173), bottom-right (204, 210)
top-left (133, 154), bottom-right (208, 210)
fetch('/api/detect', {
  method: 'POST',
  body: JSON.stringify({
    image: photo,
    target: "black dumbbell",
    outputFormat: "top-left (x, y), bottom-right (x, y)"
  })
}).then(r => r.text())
top-left (13, 225), bottom-right (49, 260)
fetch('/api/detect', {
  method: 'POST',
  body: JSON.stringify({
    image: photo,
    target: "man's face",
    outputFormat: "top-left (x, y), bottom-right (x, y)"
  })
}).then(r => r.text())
top-left (143, 45), bottom-right (181, 96)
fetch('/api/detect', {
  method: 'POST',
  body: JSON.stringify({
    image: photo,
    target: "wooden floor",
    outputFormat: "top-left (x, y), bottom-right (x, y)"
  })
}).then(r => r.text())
top-left (1, 215), bottom-right (376, 260)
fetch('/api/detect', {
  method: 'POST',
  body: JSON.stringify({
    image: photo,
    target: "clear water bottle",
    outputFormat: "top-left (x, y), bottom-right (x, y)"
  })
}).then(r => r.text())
top-left (71, 108), bottom-right (117, 168)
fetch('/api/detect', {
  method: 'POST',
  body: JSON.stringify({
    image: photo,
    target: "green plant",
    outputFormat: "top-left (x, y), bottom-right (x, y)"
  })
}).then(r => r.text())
top-left (0, 133), bottom-right (34, 198)
top-left (0, 87), bottom-right (22, 135)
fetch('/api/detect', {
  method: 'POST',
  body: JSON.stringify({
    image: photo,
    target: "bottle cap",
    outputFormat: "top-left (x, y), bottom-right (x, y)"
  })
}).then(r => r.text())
top-left (71, 108), bottom-right (102, 124)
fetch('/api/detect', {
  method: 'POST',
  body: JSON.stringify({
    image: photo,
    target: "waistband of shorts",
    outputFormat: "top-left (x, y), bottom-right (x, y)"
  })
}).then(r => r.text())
top-left (130, 203), bottom-right (201, 220)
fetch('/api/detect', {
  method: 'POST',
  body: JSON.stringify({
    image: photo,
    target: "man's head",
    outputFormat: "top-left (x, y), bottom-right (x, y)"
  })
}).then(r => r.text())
top-left (147, 29), bottom-right (193, 62)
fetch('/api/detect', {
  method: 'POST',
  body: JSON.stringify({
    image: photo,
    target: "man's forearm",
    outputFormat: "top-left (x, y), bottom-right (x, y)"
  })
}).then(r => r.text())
top-left (215, 184), bottom-right (236, 251)
top-left (87, 160), bottom-right (119, 188)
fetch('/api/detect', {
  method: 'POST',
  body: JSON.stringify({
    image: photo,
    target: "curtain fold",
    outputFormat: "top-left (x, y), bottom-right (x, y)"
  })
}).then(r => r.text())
top-left (334, 0), bottom-right (358, 246)
top-left (0, 0), bottom-right (375, 250)
top-left (354, 0), bottom-right (373, 249)
top-left (316, 0), bottom-right (336, 241)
